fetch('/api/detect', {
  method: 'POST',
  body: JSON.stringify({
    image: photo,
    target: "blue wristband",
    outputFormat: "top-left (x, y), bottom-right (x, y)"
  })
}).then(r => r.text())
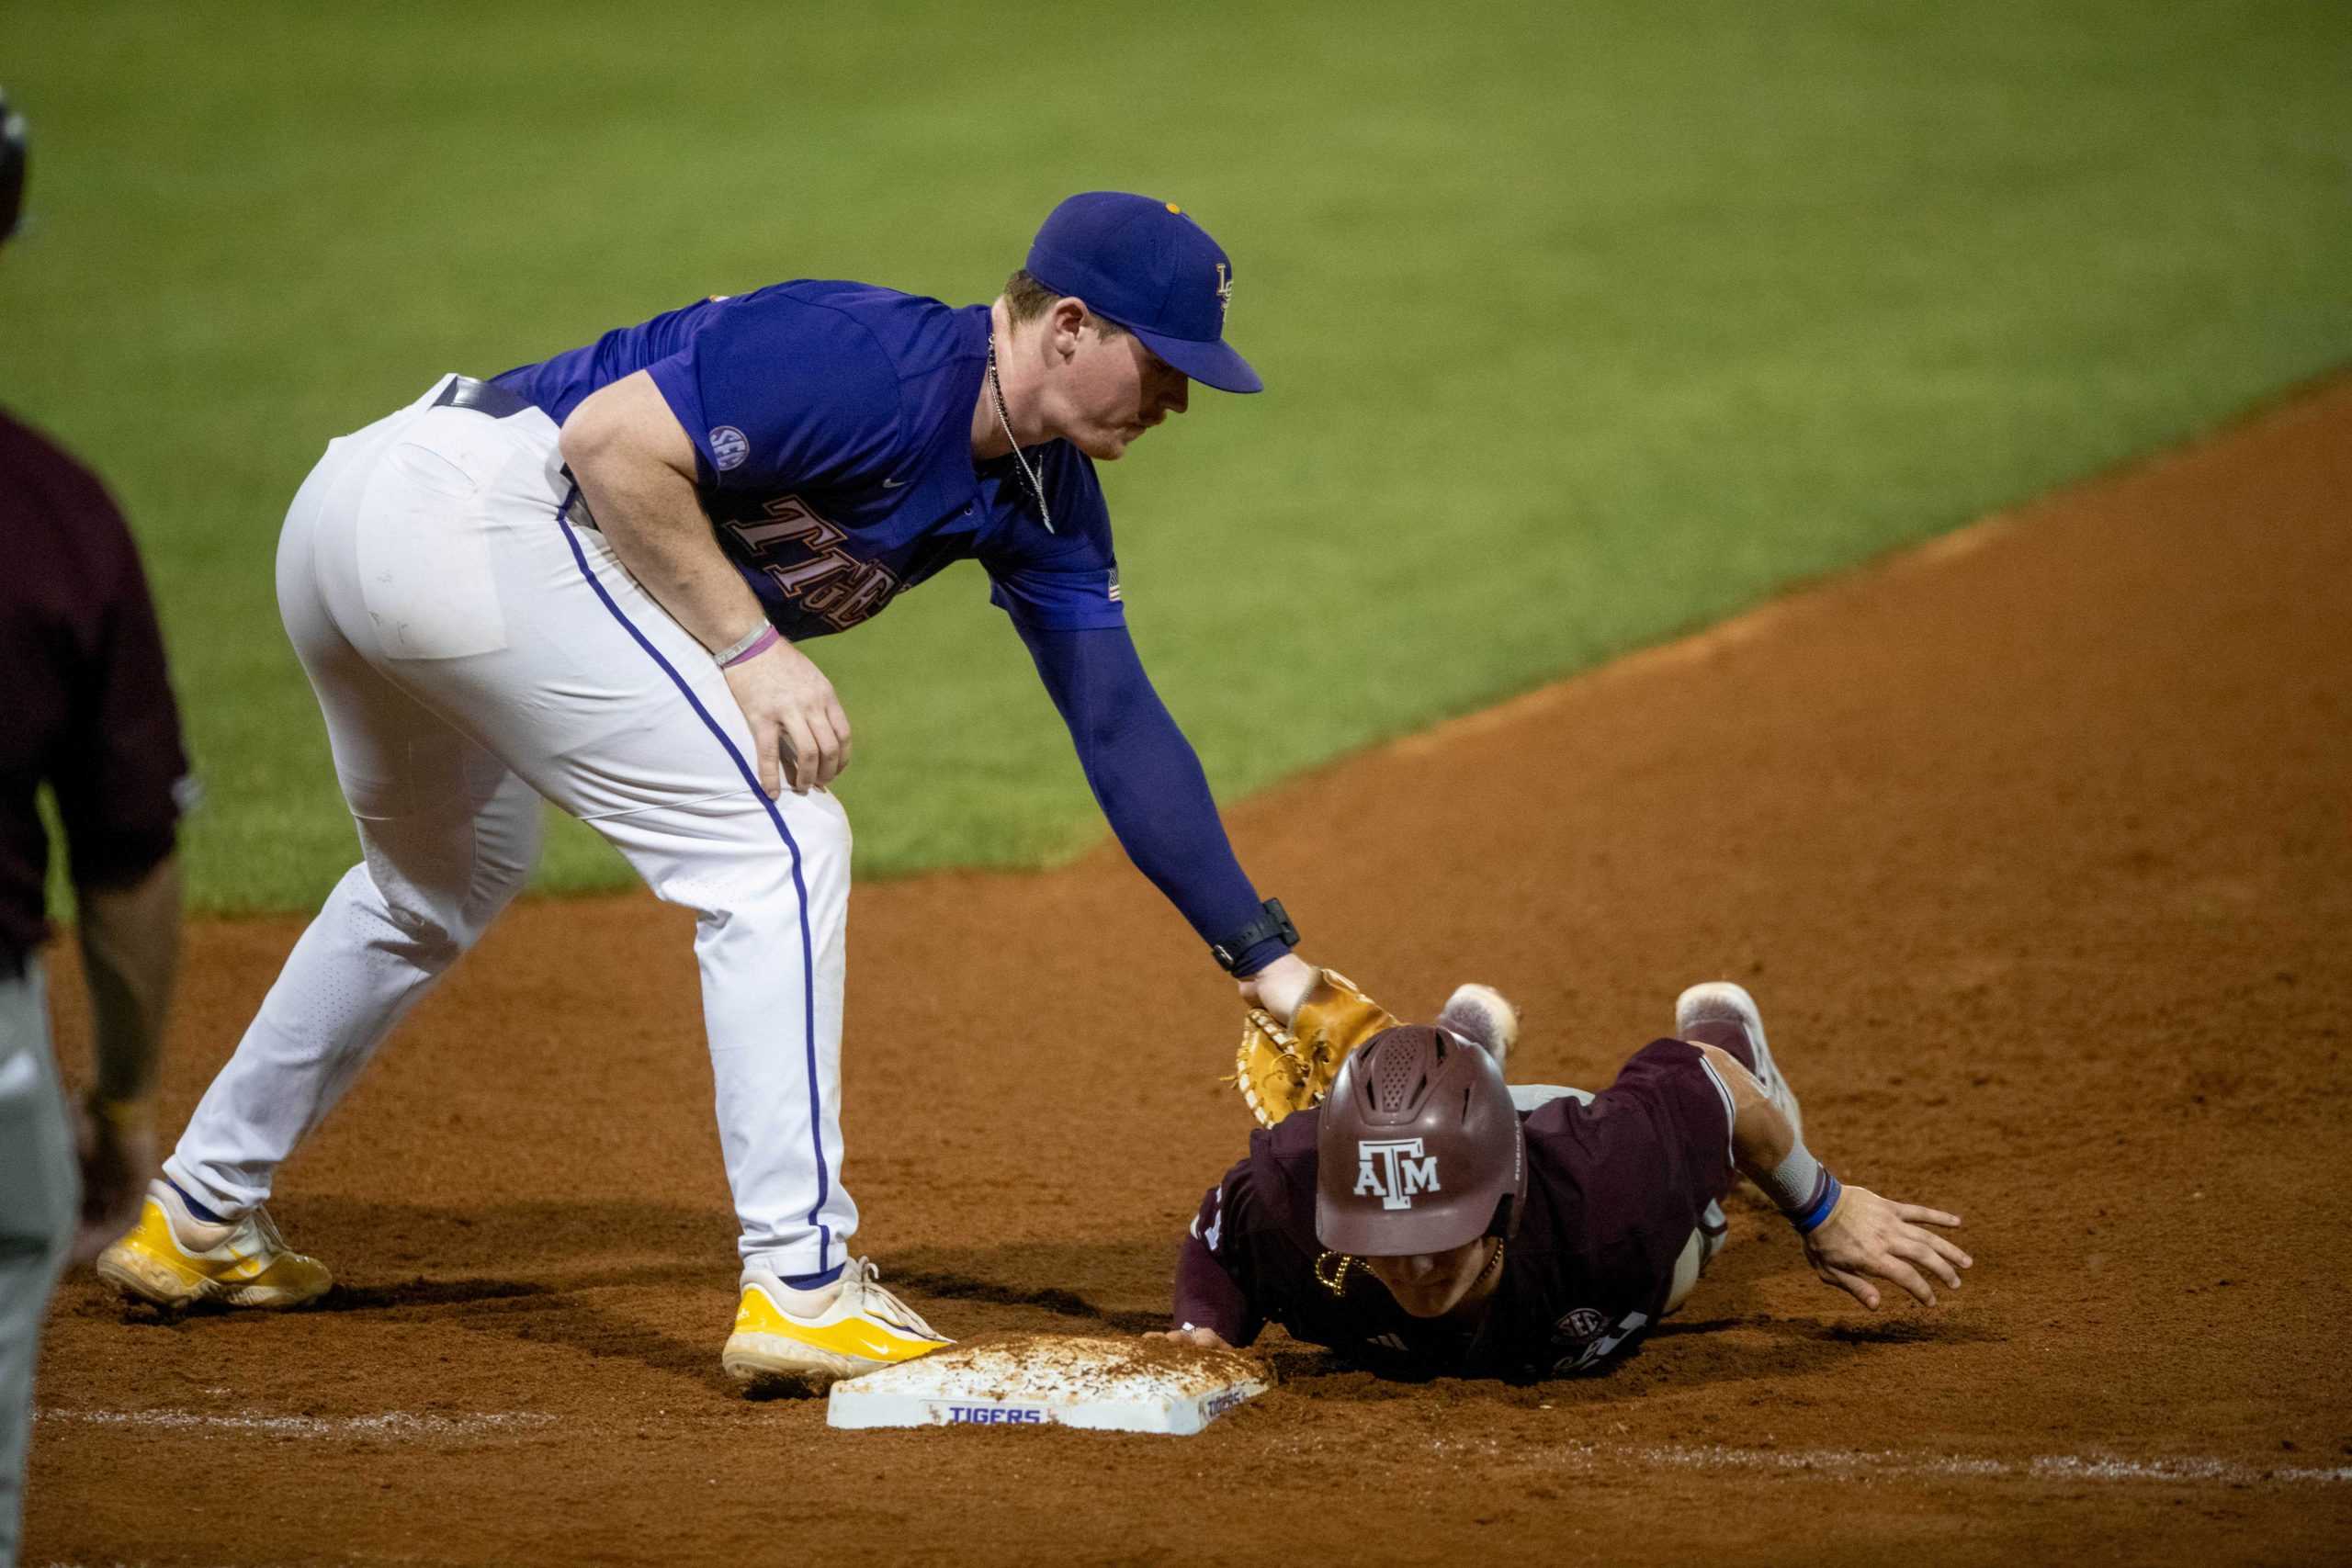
top-left (1792, 1171), bottom-right (1843, 1235)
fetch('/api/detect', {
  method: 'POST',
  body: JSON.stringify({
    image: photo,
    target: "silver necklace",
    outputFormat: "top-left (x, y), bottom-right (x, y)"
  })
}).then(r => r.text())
top-left (987, 335), bottom-right (1054, 534)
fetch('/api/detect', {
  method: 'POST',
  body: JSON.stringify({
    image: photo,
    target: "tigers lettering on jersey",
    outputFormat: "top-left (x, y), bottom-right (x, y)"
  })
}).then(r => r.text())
top-left (496, 285), bottom-right (1130, 644)
top-left (724, 497), bottom-right (901, 631)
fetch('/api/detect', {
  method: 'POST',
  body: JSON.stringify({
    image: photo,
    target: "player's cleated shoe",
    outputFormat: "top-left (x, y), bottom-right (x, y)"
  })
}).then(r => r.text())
top-left (722, 1258), bottom-right (951, 1390)
top-left (95, 1179), bottom-right (334, 1310)
top-left (1437, 983), bottom-right (1520, 1074)
top-left (1674, 980), bottom-right (1803, 1137)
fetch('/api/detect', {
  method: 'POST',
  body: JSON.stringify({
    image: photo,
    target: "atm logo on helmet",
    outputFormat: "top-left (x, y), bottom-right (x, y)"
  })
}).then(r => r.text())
top-left (1355, 1138), bottom-right (1442, 1211)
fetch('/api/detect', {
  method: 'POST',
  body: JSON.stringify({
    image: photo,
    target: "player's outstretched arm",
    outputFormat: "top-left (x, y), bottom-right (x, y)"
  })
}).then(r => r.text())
top-left (1801, 1187), bottom-right (1971, 1309)
top-left (561, 372), bottom-right (850, 795)
top-left (1151, 1180), bottom-right (1262, 1351)
top-left (1690, 1043), bottom-right (1973, 1310)
top-left (1004, 618), bottom-right (1304, 986)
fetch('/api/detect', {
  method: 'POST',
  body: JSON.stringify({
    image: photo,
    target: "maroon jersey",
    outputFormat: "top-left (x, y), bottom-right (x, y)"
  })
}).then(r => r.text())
top-left (0, 409), bottom-right (190, 967)
top-left (1174, 1039), bottom-right (1737, 1377)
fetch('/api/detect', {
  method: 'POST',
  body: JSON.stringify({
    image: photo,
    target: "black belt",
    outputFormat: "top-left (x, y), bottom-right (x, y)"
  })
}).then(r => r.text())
top-left (434, 376), bottom-right (533, 420)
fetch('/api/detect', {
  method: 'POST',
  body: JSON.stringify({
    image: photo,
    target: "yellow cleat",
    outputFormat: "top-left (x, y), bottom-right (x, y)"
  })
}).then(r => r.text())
top-left (721, 1258), bottom-right (950, 1389)
top-left (95, 1179), bottom-right (333, 1310)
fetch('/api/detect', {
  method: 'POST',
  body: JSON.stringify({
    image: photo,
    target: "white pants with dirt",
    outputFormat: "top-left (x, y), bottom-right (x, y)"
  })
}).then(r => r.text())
top-left (164, 377), bottom-right (856, 1280)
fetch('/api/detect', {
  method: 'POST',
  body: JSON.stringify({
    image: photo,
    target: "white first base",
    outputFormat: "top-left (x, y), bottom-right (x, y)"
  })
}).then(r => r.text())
top-left (826, 1334), bottom-right (1272, 1436)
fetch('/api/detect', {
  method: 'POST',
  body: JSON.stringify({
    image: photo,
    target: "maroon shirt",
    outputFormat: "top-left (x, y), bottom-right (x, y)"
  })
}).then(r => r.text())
top-left (0, 409), bottom-right (188, 967)
top-left (1174, 1039), bottom-right (1737, 1377)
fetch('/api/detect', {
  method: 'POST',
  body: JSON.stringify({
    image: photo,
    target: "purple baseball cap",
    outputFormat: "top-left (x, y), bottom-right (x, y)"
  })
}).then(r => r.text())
top-left (1025, 192), bottom-right (1262, 394)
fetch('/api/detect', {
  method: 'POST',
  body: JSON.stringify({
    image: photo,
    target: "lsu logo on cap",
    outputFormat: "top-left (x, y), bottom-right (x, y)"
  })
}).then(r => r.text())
top-left (710, 425), bottom-right (750, 471)
top-left (1355, 1138), bottom-right (1441, 1211)
top-left (1214, 261), bottom-right (1233, 328)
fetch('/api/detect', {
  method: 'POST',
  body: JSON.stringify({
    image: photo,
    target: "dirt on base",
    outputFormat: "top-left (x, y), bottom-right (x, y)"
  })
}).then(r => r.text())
top-left (26, 382), bottom-right (2352, 1566)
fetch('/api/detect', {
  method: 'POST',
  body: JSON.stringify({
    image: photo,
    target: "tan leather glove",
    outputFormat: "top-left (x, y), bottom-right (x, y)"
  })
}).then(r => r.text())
top-left (1233, 970), bottom-right (1398, 1128)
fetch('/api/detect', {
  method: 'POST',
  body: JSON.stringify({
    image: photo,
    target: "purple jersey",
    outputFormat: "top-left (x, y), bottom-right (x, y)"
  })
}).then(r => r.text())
top-left (494, 283), bottom-right (1124, 644)
top-left (1173, 1040), bottom-right (1738, 1377)
top-left (490, 278), bottom-right (1294, 976)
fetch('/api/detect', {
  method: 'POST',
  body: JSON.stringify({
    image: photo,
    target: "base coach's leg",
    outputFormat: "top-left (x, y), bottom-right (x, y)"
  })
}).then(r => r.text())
top-left (0, 963), bottom-right (78, 1568)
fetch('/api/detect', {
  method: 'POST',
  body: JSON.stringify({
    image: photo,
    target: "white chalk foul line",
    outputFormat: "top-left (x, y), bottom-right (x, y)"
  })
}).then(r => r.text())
top-left (1563, 1440), bottom-right (2352, 1489)
top-left (36, 1407), bottom-right (556, 1439)
top-left (41, 1409), bottom-right (2352, 1487)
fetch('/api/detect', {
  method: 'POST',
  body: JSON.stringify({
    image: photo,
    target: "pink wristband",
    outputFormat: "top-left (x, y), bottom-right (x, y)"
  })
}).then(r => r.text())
top-left (717, 625), bottom-right (779, 669)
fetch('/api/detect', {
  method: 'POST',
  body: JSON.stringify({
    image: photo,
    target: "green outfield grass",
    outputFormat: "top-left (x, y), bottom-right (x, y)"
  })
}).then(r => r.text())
top-left (8, 0), bottom-right (2348, 913)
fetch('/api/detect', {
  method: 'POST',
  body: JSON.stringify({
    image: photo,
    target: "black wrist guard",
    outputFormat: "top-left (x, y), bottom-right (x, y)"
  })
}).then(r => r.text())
top-left (1209, 897), bottom-right (1298, 975)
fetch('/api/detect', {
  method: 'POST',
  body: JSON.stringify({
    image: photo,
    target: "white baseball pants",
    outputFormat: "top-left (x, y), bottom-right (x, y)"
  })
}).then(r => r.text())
top-left (166, 378), bottom-right (856, 1280)
top-left (1, 962), bottom-right (77, 1566)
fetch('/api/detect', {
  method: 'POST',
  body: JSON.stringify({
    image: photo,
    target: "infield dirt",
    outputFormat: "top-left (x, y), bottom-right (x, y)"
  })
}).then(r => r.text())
top-left (26, 382), bottom-right (2352, 1565)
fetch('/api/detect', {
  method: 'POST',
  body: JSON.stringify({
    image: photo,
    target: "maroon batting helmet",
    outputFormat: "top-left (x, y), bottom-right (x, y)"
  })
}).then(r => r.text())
top-left (1316, 1023), bottom-right (1526, 1256)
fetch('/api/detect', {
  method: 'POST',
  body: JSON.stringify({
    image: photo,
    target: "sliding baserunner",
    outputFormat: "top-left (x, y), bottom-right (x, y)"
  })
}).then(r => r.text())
top-left (1163, 980), bottom-right (1970, 1375)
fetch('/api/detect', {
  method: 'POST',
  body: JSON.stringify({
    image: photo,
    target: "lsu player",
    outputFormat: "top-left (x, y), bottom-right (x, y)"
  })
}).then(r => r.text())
top-left (100, 193), bottom-right (1317, 1389)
